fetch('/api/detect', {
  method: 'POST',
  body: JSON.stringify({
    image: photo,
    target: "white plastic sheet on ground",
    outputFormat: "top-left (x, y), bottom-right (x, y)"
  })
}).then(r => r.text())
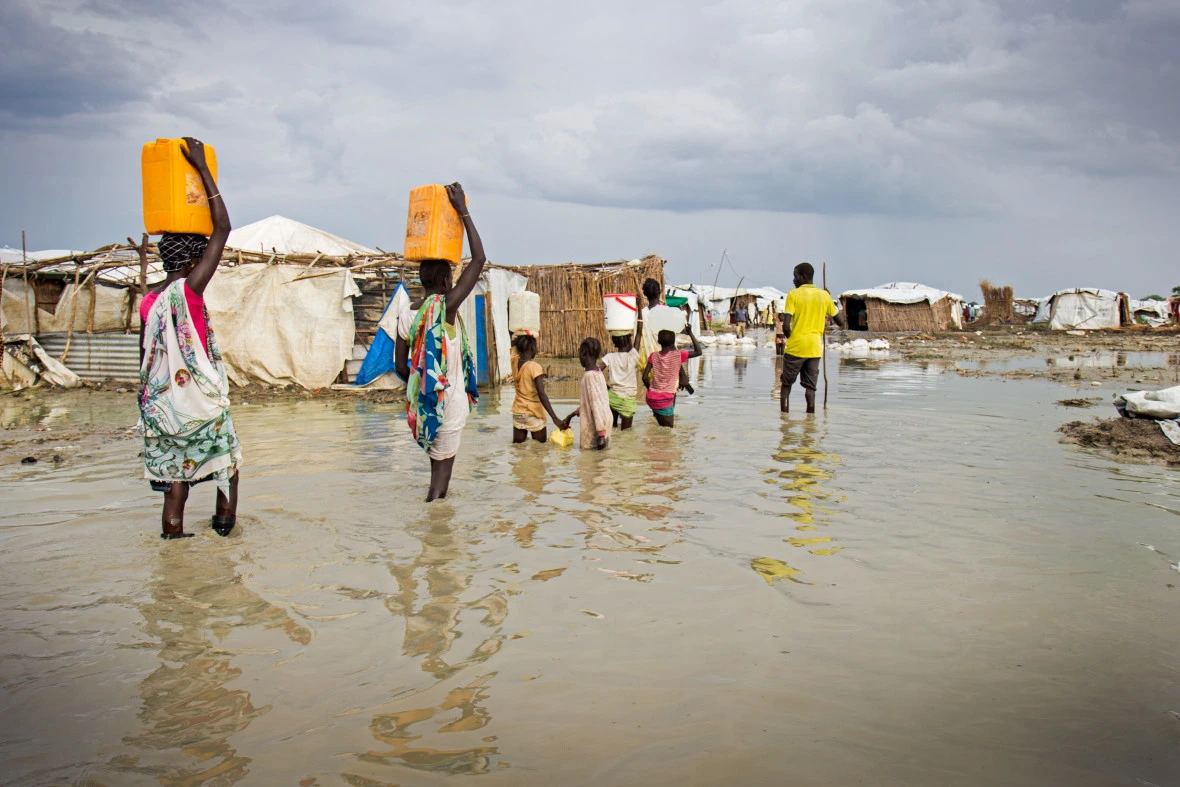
top-left (203, 264), bottom-right (361, 389)
top-left (1048, 289), bottom-right (1122, 330)
top-left (1114, 385), bottom-right (1180, 420)
top-left (1, 335), bottom-right (82, 389)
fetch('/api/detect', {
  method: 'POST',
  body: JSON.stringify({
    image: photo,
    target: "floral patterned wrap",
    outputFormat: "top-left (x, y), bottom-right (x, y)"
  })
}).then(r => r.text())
top-left (138, 280), bottom-right (241, 493)
top-left (405, 294), bottom-right (478, 454)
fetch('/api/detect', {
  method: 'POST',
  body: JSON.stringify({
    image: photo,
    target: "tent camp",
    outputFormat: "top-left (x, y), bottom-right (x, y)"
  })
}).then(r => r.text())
top-left (1040, 288), bottom-right (1129, 330)
top-left (668, 284), bottom-right (788, 331)
top-left (840, 282), bottom-right (964, 332)
top-left (1, 220), bottom-right (529, 389)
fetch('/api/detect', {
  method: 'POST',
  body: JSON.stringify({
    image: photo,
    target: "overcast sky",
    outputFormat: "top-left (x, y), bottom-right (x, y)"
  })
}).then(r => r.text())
top-left (2, 0), bottom-right (1178, 298)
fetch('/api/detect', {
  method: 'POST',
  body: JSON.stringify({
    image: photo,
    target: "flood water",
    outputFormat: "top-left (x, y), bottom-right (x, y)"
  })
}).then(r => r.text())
top-left (2, 349), bottom-right (1179, 786)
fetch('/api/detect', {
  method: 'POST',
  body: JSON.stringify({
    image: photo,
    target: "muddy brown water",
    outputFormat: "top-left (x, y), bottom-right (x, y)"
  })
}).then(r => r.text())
top-left (2, 350), bottom-right (1178, 786)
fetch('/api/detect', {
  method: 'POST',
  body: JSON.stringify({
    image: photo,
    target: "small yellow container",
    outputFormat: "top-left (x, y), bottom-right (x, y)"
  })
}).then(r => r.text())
top-left (404, 184), bottom-right (465, 263)
top-left (549, 428), bottom-right (574, 447)
top-left (141, 138), bottom-right (219, 236)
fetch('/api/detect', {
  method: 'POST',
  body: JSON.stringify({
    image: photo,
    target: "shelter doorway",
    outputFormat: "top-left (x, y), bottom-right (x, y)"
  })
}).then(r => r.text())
top-left (843, 297), bottom-right (868, 331)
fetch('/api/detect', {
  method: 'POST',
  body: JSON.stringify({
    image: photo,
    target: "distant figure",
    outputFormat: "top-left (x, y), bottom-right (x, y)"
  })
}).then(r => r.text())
top-left (509, 334), bottom-right (565, 444)
top-left (734, 303), bottom-right (749, 338)
top-left (781, 262), bottom-right (846, 414)
top-left (137, 137), bottom-right (241, 539)
top-left (394, 183), bottom-right (485, 502)
top-left (601, 332), bottom-right (640, 430)
top-left (774, 308), bottom-right (786, 355)
top-left (643, 327), bottom-right (702, 428)
top-left (565, 337), bottom-right (612, 450)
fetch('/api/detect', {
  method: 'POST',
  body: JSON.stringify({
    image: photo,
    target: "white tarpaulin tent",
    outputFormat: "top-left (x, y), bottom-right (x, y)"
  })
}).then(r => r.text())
top-left (481, 268), bottom-right (530, 382)
top-left (1046, 288), bottom-right (1125, 330)
top-left (1129, 299), bottom-right (1171, 327)
top-left (204, 264), bottom-right (361, 389)
top-left (227, 216), bottom-right (378, 257)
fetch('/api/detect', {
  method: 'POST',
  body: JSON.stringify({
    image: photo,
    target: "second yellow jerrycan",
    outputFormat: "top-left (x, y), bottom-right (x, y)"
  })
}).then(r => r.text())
top-left (404, 184), bottom-right (466, 263)
top-left (141, 138), bottom-right (219, 236)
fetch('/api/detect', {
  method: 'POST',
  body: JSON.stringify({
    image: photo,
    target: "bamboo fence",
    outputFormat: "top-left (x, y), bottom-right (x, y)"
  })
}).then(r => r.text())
top-left (505, 255), bottom-right (666, 357)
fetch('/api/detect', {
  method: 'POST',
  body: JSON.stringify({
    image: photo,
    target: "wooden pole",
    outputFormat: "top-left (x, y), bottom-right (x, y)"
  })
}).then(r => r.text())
top-left (21, 231), bottom-right (34, 337)
top-left (822, 261), bottom-right (829, 411)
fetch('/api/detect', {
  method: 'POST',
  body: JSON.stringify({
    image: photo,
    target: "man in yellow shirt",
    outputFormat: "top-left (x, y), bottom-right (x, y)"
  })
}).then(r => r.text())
top-left (781, 262), bottom-right (846, 413)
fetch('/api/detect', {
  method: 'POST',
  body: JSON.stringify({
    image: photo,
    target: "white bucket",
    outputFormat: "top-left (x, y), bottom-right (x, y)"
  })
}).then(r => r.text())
top-left (603, 293), bottom-right (638, 332)
top-left (648, 304), bottom-right (687, 335)
top-left (508, 291), bottom-right (540, 334)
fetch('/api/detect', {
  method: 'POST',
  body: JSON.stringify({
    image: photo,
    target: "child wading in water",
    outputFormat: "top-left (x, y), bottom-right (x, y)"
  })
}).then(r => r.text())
top-left (643, 328), bottom-right (702, 428)
top-left (600, 310), bottom-right (643, 429)
top-left (565, 338), bottom-right (612, 449)
top-left (510, 334), bottom-right (566, 443)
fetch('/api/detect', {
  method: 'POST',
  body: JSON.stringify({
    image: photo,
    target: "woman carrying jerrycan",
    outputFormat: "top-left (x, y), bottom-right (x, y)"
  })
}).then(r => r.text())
top-left (395, 183), bottom-right (487, 502)
top-left (137, 137), bottom-right (242, 540)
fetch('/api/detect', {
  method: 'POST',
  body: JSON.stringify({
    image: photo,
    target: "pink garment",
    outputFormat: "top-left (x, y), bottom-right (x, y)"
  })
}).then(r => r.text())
top-left (578, 369), bottom-right (612, 449)
top-left (647, 349), bottom-right (689, 393)
top-left (140, 282), bottom-right (209, 353)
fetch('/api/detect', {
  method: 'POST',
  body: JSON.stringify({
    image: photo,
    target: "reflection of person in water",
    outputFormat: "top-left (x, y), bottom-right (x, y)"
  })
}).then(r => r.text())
top-left (113, 546), bottom-right (310, 784)
top-left (771, 419), bottom-right (840, 532)
top-left (365, 508), bottom-right (507, 775)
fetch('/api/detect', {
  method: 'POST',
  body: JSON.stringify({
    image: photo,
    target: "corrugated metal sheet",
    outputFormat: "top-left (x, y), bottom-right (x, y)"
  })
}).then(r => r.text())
top-left (37, 332), bottom-right (139, 382)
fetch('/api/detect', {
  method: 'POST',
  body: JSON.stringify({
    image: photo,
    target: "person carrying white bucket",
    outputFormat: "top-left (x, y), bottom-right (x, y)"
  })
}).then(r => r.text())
top-left (601, 293), bottom-right (644, 430)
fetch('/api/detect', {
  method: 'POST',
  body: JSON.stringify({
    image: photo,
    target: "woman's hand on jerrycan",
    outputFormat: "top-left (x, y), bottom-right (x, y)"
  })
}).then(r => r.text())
top-left (180, 137), bottom-right (209, 171)
top-left (445, 182), bottom-right (467, 215)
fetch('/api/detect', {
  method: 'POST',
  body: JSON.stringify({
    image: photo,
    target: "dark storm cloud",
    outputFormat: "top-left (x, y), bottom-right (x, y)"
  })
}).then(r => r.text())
top-left (474, 0), bottom-right (1180, 215)
top-left (2, 0), bottom-right (1178, 297)
top-left (0, 2), bottom-right (148, 126)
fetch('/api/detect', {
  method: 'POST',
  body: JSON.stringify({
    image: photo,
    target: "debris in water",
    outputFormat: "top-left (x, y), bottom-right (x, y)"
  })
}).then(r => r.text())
top-left (809, 547), bottom-right (844, 556)
top-left (1056, 398), bottom-right (1097, 408)
top-left (530, 568), bottom-right (567, 582)
top-left (750, 557), bottom-right (810, 586)
top-left (20, 457), bottom-right (37, 464)
top-left (785, 536), bottom-right (831, 547)
top-left (579, 609), bottom-right (605, 618)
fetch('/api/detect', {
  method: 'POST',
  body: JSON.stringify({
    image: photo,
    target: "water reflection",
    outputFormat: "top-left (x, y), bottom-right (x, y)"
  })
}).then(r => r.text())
top-left (756, 419), bottom-right (844, 588)
top-left (113, 544), bottom-right (311, 786)
top-left (364, 506), bottom-right (506, 775)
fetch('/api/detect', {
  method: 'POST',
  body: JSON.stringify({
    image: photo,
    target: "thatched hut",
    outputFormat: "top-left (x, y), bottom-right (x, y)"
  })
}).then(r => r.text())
top-left (503, 255), bottom-right (666, 358)
top-left (840, 282), bottom-right (964, 332)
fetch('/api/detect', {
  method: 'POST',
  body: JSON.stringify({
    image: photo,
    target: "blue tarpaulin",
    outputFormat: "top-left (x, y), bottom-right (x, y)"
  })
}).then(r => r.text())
top-left (353, 283), bottom-right (407, 386)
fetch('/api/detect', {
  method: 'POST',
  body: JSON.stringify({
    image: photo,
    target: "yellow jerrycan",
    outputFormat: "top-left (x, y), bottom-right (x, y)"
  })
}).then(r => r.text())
top-left (404, 184), bottom-right (466, 263)
top-left (141, 138), bottom-right (219, 236)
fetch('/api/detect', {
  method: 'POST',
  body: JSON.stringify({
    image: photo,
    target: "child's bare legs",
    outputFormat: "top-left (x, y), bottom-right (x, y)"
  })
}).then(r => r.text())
top-left (610, 407), bottom-right (634, 430)
top-left (427, 457), bottom-right (455, 501)
top-left (653, 413), bottom-right (675, 428)
top-left (513, 428), bottom-right (529, 444)
top-left (530, 428), bottom-right (547, 443)
top-left (161, 482), bottom-right (192, 539)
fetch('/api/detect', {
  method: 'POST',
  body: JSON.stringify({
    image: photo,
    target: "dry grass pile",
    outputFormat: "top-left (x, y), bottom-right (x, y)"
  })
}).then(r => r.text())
top-left (1059, 417), bottom-right (1180, 465)
top-left (979, 279), bottom-right (1014, 325)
